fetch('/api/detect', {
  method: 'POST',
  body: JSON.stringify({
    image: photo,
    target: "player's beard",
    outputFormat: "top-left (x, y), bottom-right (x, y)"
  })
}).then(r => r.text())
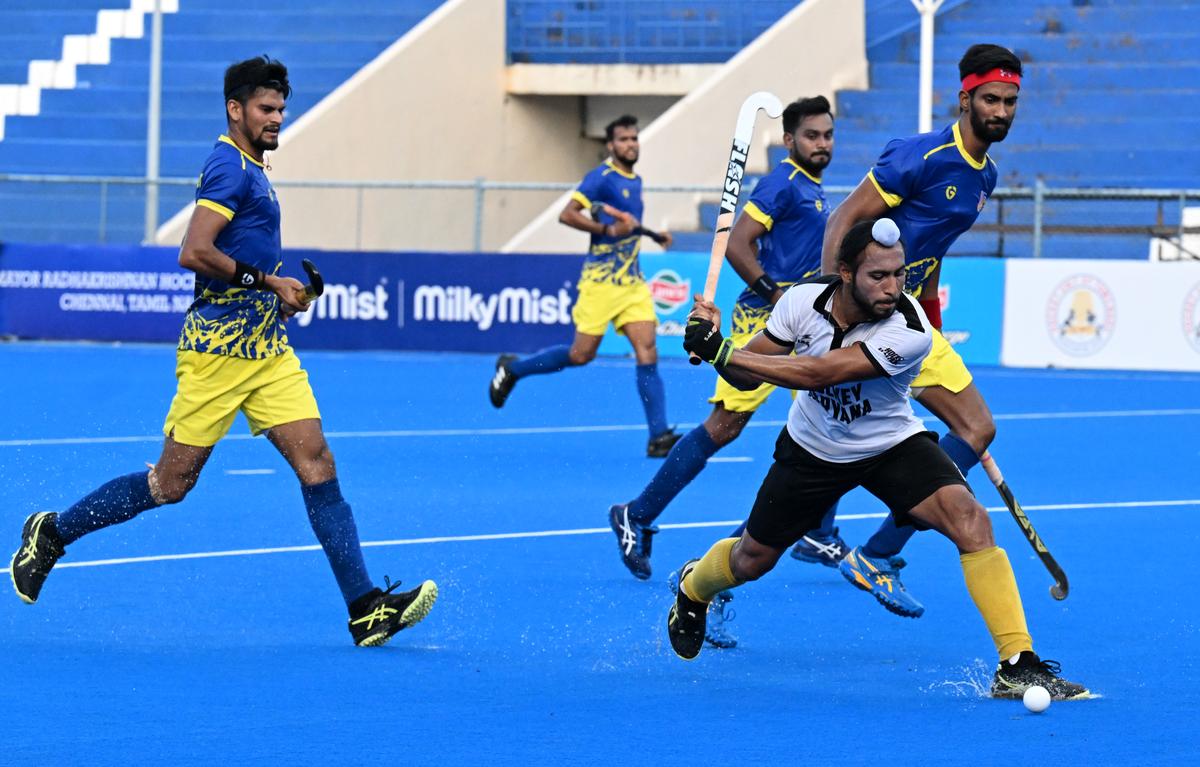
top-left (969, 106), bottom-right (1011, 143)
top-left (791, 147), bottom-right (830, 178)
top-left (619, 148), bottom-right (639, 167)
top-left (849, 276), bottom-right (898, 321)
top-left (251, 127), bottom-right (280, 152)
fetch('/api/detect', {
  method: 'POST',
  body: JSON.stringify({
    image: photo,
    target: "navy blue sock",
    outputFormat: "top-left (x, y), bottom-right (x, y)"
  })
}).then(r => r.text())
top-left (55, 471), bottom-right (159, 545)
top-left (508, 345), bottom-right (572, 378)
top-left (940, 431), bottom-right (981, 475)
top-left (302, 478), bottom-right (374, 605)
top-left (862, 514), bottom-right (916, 559)
top-left (628, 425), bottom-right (719, 524)
top-left (636, 363), bottom-right (668, 437)
top-left (808, 502), bottom-right (839, 538)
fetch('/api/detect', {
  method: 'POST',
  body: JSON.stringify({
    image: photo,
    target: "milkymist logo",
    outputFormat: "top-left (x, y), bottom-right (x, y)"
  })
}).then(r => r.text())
top-left (296, 280), bottom-right (389, 326)
top-left (413, 284), bottom-right (573, 330)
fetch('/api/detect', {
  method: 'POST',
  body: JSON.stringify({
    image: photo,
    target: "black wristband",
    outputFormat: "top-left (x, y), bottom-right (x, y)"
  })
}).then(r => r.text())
top-left (750, 273), bottom-right (780, 302)
top-left (232, 260), bottom-right (266, 290)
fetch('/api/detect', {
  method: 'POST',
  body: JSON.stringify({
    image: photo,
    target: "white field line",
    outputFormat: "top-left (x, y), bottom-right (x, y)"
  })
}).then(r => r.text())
top-left (2, 407), bottom-right (1199, 448)
top-left (3, 498), bottom-right (1197, 575)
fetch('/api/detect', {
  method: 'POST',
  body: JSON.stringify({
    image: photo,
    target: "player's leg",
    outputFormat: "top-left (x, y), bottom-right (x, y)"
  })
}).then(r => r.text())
top-left (244, 350), bottom-right (436, 646)
top-left (859, 333), bottom-right (988, 560)
top-left (10, 348), bottom-right (242, 604)
top-left (667, 429), bottom-right (849, 659)
top-left (840, 332), bottom-right (980, 616)
top-left (10, 437), bottom-right (211, 604)
top-left (489, 276), bottom-right (616, 408)
top-left (865, 433), bottom-right (1088, 699)
top-left (608, 381), bottom-right (760, 582)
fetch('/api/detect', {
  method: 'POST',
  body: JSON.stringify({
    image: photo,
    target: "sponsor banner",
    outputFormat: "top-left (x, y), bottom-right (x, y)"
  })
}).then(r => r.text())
top-left (937, 257), bottom-right (1004, 366)
top-left (287, 248), bottom-right (579, 352)
top-left (0, 243), bottom-right (193, 343)
top-left (599, 251), bottom-right (743, 357)
top-left (0, 243), bottom-right (582, 352)
top-left (1002, 259), bottom-right (1200, 371)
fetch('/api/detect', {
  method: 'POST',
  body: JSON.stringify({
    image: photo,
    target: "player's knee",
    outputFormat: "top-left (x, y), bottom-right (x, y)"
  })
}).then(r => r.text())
top-left (945, 499), bottom-right (995, 552)
top-left (295, 443), bottom-right (337, 485)
top-left (152, 473), bottom-right (196, 505)
top-left (729, 547), bottom-right (775, 582)
top-left (704, 414), bottom-right (747, 447)
top-left (966, 418), bottom-right (997, 452)
top-left (568, 346), bottom-right (596, 365)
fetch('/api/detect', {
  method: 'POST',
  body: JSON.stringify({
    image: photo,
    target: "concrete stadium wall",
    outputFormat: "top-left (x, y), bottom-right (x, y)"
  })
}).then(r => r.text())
top-left (502, 0), bottom-right (868, 254)
top-left (156, 0), bottom-right (596, 252)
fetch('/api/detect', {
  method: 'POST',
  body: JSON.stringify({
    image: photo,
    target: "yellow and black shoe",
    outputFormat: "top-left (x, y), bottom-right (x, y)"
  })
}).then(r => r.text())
top-left (11, 512), bottom-right (66, 604)
top-left (348, 577), bottom-right (438, 647)
top-left (991, 651), bottom-right (1093, 700)
top-left (666, 559), bottom-right (707, 661)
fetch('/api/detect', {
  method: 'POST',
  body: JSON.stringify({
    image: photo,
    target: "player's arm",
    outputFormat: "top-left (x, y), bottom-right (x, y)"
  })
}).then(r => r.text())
top-left (558, 198), bottom-right (638, 237)
top-left (820, 178), bottom-right (890, 275)
top-left (179, 206), bottom-right (307, 312)
top-left (723, 343), bottom-right (881, 391)
top-left (726, 213), bottom-right (782, 304)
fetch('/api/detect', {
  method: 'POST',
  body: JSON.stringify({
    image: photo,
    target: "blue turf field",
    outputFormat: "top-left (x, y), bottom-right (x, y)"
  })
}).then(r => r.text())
top-left (1, 342), bottom-right (1196, 765)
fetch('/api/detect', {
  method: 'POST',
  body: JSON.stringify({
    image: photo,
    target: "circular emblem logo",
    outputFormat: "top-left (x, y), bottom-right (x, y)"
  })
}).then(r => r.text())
top-left (815, 199), bottom-right (823, 213)
top-left (648, 269), bottom-right (692, 314)
top-left (1045, 274), bottom-right (1117, 356)
top-left (1182, 283), bottom-right (1200, 353)
top-left (945, 185), bottom-right (957, 200)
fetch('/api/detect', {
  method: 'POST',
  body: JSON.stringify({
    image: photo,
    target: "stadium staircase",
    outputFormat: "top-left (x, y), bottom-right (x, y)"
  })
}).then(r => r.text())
top-left (0, 0), bottom-right (444, 243)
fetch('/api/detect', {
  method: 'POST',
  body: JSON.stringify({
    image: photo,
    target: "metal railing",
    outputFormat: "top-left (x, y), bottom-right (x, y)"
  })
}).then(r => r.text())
top-left (505, 0), bottom-right (800, 64)
top-left (1, 173), bottom-right (1199, 258)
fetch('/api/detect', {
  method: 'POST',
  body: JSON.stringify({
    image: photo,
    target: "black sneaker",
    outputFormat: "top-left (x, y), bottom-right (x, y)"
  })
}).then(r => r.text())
top-left (11, 512), bottom-right (66, 604)
top-left (488, 354), bottom-right (518, 408)
top-left (991, 651), bottom-right (1092, 700)
top-left (348, 577), bottom-right (438, 647)
top-left (646, 428), bottom-right (682, 458)
top-left (667, 559), bottom-right (708, 661)
top-left (608, 503), bottom-right (657, 580)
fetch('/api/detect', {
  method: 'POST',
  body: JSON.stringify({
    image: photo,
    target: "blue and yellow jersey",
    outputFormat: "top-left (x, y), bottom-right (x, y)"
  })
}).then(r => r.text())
top-left (733, 158), bottom-right (828, 335)
top-left (179, 135), bottom-right (287, 359)
top-left (867, 122), bottom-right (998, 298)
top-left (571, 159), bottom-right (646, 286)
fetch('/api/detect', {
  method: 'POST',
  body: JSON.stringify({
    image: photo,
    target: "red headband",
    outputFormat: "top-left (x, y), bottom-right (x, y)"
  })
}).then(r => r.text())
top-left (961, 67), bottom-right (1021, 92)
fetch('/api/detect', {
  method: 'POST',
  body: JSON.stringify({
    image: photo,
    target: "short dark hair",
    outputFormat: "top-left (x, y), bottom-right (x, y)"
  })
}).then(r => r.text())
top-left (958, 44), bottom-right (1022, 89)
top-left (782, 95), bottom-right (832, 135)
top-left (224, 56), bottom-right (291, 116)
top-left (605, 114), bottom-right (638, 142)
top-left (837, 219), bottom-right (900, 271)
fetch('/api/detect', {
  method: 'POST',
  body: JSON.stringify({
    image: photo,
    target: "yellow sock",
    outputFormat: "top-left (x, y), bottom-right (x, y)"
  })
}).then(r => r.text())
top-left (680, 537), bottom-right (741, 603)
top-left (960, 546), bottom-right (1034, 660)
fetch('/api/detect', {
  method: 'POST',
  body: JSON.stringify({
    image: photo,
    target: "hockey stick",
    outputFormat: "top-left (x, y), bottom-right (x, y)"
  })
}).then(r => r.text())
top-left (980, 451), bottom-right (1069, 600)
top-left (301, 258), bottom-right (324, 302)
top-left (689, 91), bottom-right (784, 365)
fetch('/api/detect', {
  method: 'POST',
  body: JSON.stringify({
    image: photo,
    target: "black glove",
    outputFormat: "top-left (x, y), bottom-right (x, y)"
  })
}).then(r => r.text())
top-left (684, 318), bottom-right (734, 368)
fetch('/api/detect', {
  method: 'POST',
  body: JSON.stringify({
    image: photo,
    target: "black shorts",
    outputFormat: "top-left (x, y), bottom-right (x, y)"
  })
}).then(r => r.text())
top-left (745, 428), bottom-right (970, 549)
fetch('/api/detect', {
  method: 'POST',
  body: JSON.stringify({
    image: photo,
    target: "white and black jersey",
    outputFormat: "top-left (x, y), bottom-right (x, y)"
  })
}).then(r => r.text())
top-left (763, 278), bottom-right (933, 463)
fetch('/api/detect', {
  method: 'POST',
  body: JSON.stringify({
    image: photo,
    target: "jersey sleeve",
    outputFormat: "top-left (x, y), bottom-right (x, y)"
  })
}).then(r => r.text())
top-left (857, 312), bottom-right (932, 377)
top-left (571, 167), bottom-right (606, 210)
top-left (763, 286), bottom-right (804, 346)
top-left (743, 169), bottom-right (793, 232)
top-left (195, 154), bottom-right (246, 221)
top-left (867, 137), bottom-right (924, 209)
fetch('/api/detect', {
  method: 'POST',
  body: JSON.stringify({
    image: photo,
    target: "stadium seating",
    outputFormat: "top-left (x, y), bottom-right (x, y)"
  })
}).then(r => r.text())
top-left (0, 0), bottom-right (443, 243)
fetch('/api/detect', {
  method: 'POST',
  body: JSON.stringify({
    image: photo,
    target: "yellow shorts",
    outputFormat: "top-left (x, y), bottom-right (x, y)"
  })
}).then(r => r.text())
top-left (708, 330), bottom-right (784, 413)
top-left (572, 279), bottom-right (656, 337)
top-left (163, 347), bottom-right (321, 447)
top-left (911, 328), bottom-right (973, 393)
